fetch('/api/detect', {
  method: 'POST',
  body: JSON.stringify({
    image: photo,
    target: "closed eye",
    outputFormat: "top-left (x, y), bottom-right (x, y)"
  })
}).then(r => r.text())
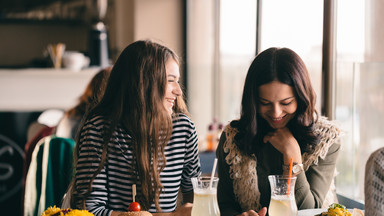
top-left (167, 74), bottom-right (179, 83)
top-left (258, 98), bottom-right (295, 106)
top-left (281, 101), bottom-right (293, 106)
top-left (259, 101), bottom-right (270, 106)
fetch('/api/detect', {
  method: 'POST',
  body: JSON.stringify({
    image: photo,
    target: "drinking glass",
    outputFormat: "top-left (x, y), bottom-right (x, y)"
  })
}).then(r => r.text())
top-left (191, 176), bottom-right (220, 216)
top-left (268, 175), bottom-right (298, 216)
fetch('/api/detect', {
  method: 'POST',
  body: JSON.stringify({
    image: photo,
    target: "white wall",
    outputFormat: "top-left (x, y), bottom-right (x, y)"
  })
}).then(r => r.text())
top-left (186, 0), bottom-right (216, 147)
top-left (108, 0), bottom-right (183, 59)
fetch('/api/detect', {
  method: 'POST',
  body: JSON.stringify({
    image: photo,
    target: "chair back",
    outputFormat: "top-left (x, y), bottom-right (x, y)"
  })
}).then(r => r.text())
top-left (24, 135), bottom-right (75, 216)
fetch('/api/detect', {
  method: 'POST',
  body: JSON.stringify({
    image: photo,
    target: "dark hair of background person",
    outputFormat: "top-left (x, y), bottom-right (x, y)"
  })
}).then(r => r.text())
top-left (232, 47), bottom-right (320, 155)
top-left (72, 40), bottom-right (189, 211)
top-left (67, 67), bottom-right (111, 120)
top-left (55, 67), bottom-right (111, 141)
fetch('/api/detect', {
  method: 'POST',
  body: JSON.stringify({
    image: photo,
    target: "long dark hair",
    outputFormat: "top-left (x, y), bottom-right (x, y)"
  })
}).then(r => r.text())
top-left (72, 40), bottom-right (188, 210)
top-left (232, 47), bottom-right (319, 155)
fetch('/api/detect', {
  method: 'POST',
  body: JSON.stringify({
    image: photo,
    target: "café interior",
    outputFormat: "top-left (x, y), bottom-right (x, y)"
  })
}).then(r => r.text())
top-left (0, 0), bottom-right (383, 215)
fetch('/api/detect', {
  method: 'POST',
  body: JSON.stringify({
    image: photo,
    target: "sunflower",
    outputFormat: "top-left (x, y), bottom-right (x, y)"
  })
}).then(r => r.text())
top-left (41, 206), bottom-right (94, 216)
top-left (41, 206), bottom-right (62, 216)
top-left (66, 209), bottom-right (94, 216)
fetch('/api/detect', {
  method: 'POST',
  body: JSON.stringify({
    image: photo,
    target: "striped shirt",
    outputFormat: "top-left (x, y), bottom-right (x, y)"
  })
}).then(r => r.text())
top-left (73, 113), bottom-right (201, 216)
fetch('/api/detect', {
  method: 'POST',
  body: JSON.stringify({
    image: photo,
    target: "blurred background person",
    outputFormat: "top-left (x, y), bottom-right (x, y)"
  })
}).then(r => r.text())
top-left (55, 67), bottom-right (111, 140)
top-left (365, 147), bottom-right (384, 216)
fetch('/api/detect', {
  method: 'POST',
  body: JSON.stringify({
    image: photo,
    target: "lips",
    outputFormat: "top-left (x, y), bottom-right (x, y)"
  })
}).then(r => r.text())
top-left (166, 98), bottom-right (175, 107)
top-left (270, 114), bottom-right (286, 124)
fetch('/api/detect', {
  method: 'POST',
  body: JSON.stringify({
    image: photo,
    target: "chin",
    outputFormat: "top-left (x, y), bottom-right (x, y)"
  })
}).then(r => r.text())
top-left (268, 122), bottom-right (287, 129)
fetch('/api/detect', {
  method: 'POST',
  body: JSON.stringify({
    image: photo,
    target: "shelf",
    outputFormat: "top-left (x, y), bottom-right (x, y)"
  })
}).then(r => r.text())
top-left (0, 67), bottom-right (101, 111)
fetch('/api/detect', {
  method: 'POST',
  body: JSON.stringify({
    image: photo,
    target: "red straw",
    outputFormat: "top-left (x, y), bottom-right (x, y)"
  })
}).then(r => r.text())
top-left (286, 157), bottom-right (293, 197)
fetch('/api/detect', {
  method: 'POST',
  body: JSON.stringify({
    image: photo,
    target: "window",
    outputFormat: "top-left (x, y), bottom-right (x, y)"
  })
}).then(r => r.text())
top-left (187, 0), bottom-right (384, 203)
top-left (186, 0), bottom-right (256, 151)
top-left (259, 0), bottom-right (324, 112)
top-left (335, 0), bottom-right (384, 202)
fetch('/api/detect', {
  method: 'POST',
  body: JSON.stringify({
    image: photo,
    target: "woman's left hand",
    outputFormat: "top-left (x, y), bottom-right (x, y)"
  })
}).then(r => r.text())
top-left (174, 203), bottom-right (193, 216)
top-left (173, 203), bottom-right (192, 216)
top-left (263, 127), bottom-right (302, 164)
top-left (151, 203), bottom-right (192, 216)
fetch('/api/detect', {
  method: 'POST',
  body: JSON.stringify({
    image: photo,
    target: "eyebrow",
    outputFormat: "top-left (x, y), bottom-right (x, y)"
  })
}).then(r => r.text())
top-left (258, 96), bottom-right (295, 102)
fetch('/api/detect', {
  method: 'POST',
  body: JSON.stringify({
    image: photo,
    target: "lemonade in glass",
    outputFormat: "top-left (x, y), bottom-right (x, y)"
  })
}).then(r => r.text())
top-left (268, 175), bottom-right (297, 216)
top-left (191, 176), bottom-right (220, 216)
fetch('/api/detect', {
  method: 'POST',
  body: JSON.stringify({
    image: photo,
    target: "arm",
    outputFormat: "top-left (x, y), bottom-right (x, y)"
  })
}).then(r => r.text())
top-left (295, 143), bottom-right (341, 209)
top-left (182, 192), bottom-right (194, 203)
top-left (151, 193), bottom-right (194, 216)
top-left (73, 120), bottom-right (113, 216)
top-left (150, 203), bottom-right (193, 216)
top-left (152, 115), bottom-right (200, 216)
top-left (216, 133), bottom-right (244, 216)
top-left (112, 193), bottom-right (194, 216)
top-left (263, 127), bottom-right (302, 169)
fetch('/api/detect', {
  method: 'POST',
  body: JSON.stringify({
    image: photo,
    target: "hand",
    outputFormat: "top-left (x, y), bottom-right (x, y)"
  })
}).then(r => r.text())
top-left (172, 203), bottom-right (193, 216)
top-left (151, 203), bottom-right (192, 216)
top-left (237, 207), bottom-right (267, 216)
top-left (263, 127), bottom-right (302, 165)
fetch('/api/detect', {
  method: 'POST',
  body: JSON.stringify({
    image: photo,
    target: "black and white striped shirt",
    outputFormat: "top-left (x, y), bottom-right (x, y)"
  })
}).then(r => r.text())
top-left (73, 113), bottom-right (201, 216)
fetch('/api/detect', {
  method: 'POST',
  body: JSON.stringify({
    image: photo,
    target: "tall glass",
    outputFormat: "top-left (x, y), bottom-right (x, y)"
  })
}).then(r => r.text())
top-left (191, 176), bottom-right (220, 216)
top-left (268, 175), bottom-right (297, 216)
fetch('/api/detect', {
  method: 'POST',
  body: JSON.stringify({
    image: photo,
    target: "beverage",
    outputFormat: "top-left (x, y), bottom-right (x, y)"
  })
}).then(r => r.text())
top-left (191, 189), bottom-right (220, 216)
top-left (268, 195), bottom-right (298, 216)
top-left (191, 176), bottom-right (220, 216)
top-left (268, 175), bottom-right (297, 216)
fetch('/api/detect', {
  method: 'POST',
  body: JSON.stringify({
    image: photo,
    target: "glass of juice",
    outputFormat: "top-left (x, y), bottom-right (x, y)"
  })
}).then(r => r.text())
top-left (268, 175), bottom-right (297, 216)
top-left (191, 176), bottom-right (220, 216)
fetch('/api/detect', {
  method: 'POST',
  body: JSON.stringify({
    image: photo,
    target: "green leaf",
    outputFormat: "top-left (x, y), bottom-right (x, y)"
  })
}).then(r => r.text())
top-left (328, 203), bottom-right (347, 210)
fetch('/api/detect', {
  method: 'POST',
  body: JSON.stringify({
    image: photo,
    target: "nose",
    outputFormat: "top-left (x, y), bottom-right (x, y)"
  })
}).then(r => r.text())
top-left (271, 104), bottom-right (283, 118)
top-left (173, 83), bottom-right (182, 96)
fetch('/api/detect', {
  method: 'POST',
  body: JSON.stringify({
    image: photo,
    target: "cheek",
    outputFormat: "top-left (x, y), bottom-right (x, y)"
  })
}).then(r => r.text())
top-left (258, 107), bottom-right (267, 115)
top-left (164, 85), bottom-right (171, 95)
top-left (285, 104), bottom-right (298, 114)
top-left (258, 107), bottom-right (270, 119)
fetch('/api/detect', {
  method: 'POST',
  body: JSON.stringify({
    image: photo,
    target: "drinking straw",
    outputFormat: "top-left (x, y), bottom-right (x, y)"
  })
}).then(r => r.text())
top-left (209, 158), bottom-right (218, 189)
top-left (286, 157), bottom-right (293, 197)
top-left (132, 184), bottom-right (136, 202)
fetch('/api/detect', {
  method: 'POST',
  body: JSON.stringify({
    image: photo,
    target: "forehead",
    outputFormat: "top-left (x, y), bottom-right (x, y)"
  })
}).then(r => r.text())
top-left (166, 59), bottom-right (180, 76)
top-left (258, 81), bottom-right (295, 100)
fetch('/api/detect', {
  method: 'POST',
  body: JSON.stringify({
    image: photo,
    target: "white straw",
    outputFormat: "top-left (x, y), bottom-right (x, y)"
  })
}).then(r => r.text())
top-left (132, 184), bottom-right (136, 202)
top-left (209, 158), bottom-right (218, 189)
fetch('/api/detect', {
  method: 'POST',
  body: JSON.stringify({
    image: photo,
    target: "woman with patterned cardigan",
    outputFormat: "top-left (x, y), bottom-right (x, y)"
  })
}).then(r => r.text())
top-left (216, 47), bottom-right (342, 216)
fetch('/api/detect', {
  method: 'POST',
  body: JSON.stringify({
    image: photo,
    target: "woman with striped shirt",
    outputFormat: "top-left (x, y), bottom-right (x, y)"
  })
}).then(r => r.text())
top-left (68, 40), bottom-right (201, 216)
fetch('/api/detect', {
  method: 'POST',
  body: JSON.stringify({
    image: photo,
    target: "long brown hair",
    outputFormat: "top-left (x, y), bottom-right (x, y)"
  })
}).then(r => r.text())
top-left (72, 40), bottom-right (187, 210)
top-left (233, 47), bottom-right (319, 154)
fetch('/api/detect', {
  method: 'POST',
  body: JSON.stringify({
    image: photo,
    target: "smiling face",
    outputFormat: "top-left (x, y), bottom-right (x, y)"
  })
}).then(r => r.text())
top-left (258, 81), bottom-right (298, 129)
top-left (163, 58), bottom-right (182, 115)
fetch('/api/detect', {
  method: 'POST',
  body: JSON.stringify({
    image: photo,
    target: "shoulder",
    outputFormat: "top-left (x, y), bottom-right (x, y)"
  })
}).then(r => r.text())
top-left (314, 116), bottom-right (343, 140)
top-left (302, 116), bottom-right (343, 169)
top-left (79, 115), bottom-right (109, 139)
top-left (172, 113), bottom-right (196, 129)
top-left (223, 123), bottom-right (239, 135)
top-left (367, 147), bottom-right (384, 170)
top-left (220, 123), bottom-right (243, 156)
top-left (83, 115), bottom-right (108, 127)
